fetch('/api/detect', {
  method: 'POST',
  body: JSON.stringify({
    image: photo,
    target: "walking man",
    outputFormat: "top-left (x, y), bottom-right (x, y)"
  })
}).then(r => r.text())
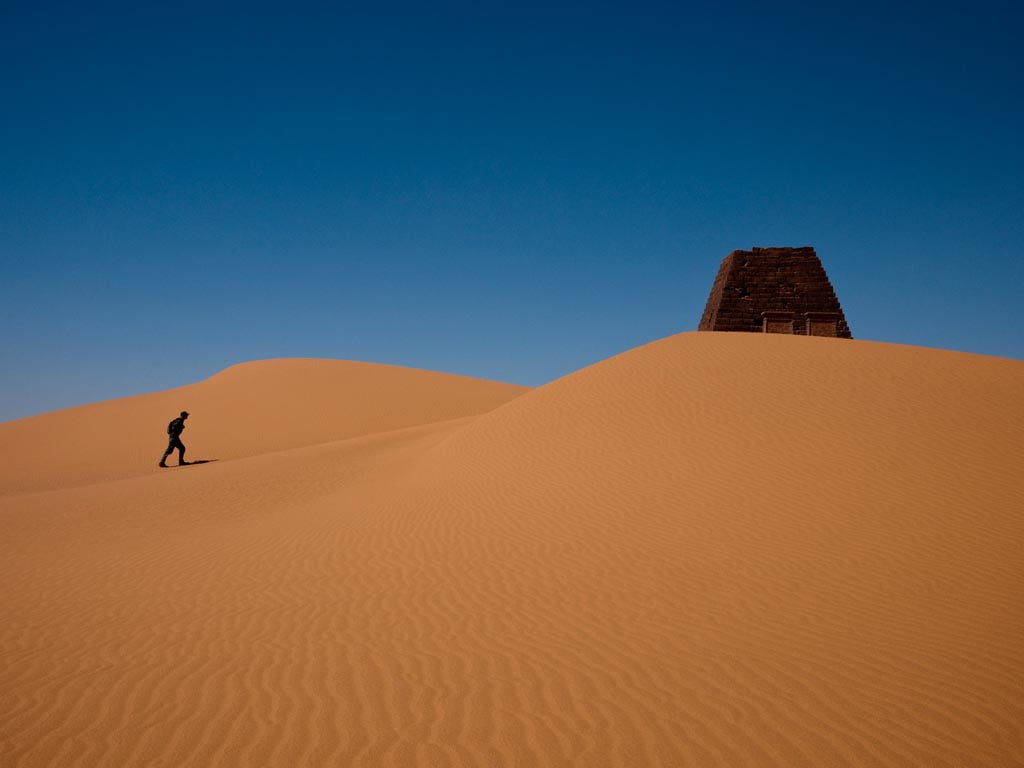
top-left (159, 411), bottom-right (190, 467)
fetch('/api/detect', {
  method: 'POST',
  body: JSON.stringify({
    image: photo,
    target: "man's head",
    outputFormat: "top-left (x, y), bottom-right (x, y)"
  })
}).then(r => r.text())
top-left (180, 411), bottom-right (190, 419)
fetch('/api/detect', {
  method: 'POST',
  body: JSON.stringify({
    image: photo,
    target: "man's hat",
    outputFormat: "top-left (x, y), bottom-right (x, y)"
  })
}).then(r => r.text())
top-left (181, 411), bottom-right (190, 417)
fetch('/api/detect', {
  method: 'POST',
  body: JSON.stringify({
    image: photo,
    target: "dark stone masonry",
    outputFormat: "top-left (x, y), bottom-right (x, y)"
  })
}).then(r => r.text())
top-left (698, 246), bottom-right (852, 338)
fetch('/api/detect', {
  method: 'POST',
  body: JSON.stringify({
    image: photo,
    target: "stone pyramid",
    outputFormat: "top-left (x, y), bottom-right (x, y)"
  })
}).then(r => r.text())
top-left (698, 246), bottom-right (852, 338)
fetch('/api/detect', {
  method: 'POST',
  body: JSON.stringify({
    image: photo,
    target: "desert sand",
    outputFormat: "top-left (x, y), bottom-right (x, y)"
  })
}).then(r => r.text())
top-left (2, 332), bottom-right (1022, 767)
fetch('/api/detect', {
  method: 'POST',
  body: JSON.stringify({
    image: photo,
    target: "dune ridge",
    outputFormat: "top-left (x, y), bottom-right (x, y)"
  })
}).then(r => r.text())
top-left (2, 333), bottom-right (1023, 767)
top-left (0, 358), bottom-right (529, 496)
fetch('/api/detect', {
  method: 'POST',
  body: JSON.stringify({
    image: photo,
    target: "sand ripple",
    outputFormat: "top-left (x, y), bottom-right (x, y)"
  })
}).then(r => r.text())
top-left (2, 334), bottom-right (1023, 766)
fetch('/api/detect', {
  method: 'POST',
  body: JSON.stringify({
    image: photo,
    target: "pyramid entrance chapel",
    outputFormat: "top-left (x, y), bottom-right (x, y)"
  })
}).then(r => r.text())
top-left (698, 246), bottom-right (852, 338)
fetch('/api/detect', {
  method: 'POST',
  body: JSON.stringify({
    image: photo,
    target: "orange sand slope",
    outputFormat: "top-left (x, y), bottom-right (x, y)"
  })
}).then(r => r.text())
top-left (2, 333), bottom-right (1023, 768)
top-left (0, 358), bottom-right (529, 495)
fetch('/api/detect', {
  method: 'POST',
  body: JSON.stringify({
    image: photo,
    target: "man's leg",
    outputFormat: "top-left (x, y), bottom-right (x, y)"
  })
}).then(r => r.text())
top-left (175, 438), bottom-right (187, 465)
top-left (159, 440), bottom-right (174, 467)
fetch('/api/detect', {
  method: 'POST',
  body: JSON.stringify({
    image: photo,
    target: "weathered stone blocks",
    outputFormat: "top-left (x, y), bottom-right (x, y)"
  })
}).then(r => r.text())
top-left (698, 247), bottom-right (852, 338)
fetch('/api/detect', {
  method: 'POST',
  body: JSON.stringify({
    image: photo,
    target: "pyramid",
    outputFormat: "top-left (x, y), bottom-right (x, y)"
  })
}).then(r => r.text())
top-left (698, 246), bottom-right (852, 338)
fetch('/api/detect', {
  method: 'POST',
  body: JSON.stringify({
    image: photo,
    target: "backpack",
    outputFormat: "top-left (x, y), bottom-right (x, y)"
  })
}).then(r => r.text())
top-left (167, 418), bottom-right (178, 435)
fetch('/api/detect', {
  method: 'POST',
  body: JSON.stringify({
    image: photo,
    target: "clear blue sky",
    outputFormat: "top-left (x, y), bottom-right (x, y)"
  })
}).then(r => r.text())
top-left (2, 1), bottom-right (1022, 422)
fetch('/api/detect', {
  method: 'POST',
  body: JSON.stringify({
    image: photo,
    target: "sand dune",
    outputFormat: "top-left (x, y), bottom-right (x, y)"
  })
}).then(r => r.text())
top-left (2, 333), bottom-right (1022, 767)
top-left (0, 358), bottom-right (529, 496)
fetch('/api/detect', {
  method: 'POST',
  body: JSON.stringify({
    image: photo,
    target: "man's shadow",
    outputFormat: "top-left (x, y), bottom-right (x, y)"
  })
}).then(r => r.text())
top-left (182, 459), bottom-right (218, 466)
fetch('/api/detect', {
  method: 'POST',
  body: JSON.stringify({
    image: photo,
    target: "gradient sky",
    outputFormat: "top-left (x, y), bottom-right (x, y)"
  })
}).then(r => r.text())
top-left (2, 1), bottom-right (1022, 422)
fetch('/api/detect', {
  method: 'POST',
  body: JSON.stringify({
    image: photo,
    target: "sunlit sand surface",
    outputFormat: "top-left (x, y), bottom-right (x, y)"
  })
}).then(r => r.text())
top-left (2, 333), bottom-right (1022, 766)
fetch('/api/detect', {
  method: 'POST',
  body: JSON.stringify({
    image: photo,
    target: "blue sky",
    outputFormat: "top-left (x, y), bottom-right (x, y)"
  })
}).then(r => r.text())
top-left (2, 1), bottom-right (1022, 422)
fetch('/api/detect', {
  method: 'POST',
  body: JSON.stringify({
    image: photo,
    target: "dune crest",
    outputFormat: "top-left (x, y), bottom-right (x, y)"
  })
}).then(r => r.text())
top-left (0, 358), bottom-right (529, 495)
top-left (2, 333), bottom-right (1022, 767)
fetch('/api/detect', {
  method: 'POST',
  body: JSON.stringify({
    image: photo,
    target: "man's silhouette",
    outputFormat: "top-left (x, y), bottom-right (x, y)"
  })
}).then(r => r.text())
top-left (159, 411), bottom-right (190, 467)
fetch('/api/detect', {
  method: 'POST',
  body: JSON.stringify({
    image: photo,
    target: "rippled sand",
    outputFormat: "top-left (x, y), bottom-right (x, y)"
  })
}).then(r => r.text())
top-left (2, 333), bottom-right (1022, 767)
